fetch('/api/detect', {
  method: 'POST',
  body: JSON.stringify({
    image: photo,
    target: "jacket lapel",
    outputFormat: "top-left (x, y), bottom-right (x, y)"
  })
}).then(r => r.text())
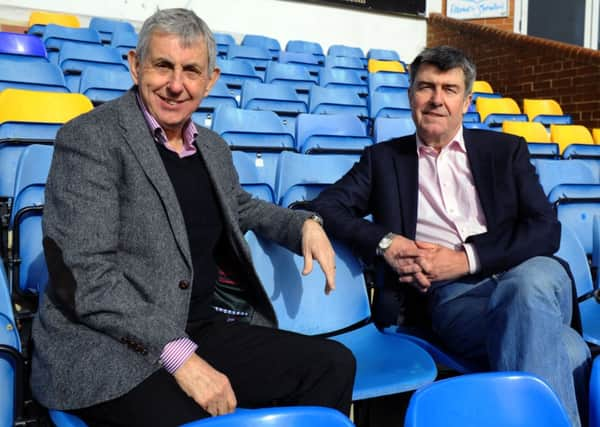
top-left (464, 129), bottom-right (496, 226)
top-left (392, 136), bottom-right (419, 239)
top-left (116, 90), bottom-right (192, 269)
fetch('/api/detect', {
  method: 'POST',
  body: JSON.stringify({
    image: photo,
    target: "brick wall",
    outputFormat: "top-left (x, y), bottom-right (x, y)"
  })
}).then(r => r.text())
top-left (428, 13), bottom-right (600, 130)
top-left (442, 0), bottom-right (515, 32)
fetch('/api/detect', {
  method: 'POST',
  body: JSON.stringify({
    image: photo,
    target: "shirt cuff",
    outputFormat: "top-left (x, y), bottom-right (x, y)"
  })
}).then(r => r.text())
top-left (160, 337), bottom-right (198, 375)
top-left (462, 243), bottom-right (480, 275)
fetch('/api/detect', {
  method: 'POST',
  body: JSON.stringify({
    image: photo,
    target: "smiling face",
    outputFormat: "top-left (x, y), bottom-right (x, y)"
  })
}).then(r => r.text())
top-left (409, 63), bottom-right (472, 149)
top-left (128, 31), bottom-right (220, 141)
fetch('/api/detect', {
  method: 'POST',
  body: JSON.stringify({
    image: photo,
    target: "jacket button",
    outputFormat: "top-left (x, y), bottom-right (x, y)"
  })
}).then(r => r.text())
top-left (179, 280), bottom-right (190, 289)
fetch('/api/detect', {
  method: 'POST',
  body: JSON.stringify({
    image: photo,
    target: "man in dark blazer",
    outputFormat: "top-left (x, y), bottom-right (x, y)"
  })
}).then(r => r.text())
top-left (310, 46), bottom-right (589, 426)
top-left (31, 8), bottom-right (355, 427)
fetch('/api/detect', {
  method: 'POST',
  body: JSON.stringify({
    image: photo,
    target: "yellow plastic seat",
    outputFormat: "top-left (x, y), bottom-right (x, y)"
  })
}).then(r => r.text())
top-left (502, 121), bottom-right (550, 142)
top-left (593, 128), bottom-right (600, 144)
top-left (0, 88), bottom-right (93, 124)
top-left (550, 124), bottom-right (594, 154)
top-left (476, 97), bottom-right (524, 124)
top-left (27, 10), bottom-right (80, 29)
top-left (472, 80), bottom-right (494, 94)
top-left (523, 99), bottom-right (565, 122)
top-left (367, 59), bottom-right (405, 73)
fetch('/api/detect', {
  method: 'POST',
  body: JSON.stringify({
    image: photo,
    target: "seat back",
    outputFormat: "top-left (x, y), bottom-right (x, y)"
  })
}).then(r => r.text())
top-left (285, 40), bottom-right (325, 64)
top-left (246, 230), bottom-right (370, 335)
top-left (274, 151), bottom-right (358, 207)
top-left (476, 97), bottom-right (527, 126)
top-left (593, 129), bottom-right (600, 145)
top-left (327, 44), bottom-right (366, 64)
top-left (319, 68), bottom-right (367, 97)
top-left (555, 222), bottom-right (594, 297)
top-left (110, 31), bottom-right (138, 59)
top-left (404, 372), bottom-right (571, 427)
top-left (367, 59), bottom-right (405, 73)
top-left (265, 61), bottom-right (317, 101)
top-left (551, 125), bottom-right (594, 154)
top-left (295, 113), bottom-right (370, 154)
top-left (277, 51), bottom-right (322, 77)
top-left (368, 72), bottom-right (410, 94)
top-left (241, 34), bottom-right (281, 60)
top-left (241, 81), bottom-right (307, 115)
top-left (42, 24), bottom-right (102, 64)
top-left (88, 17), bottom-right (135, 44)
top-left (523, 98), bottom-right (566, 121)
top-left (0, 58), bottom-right (68, 93)
top-left (533, 158), bottom-right (599, 195)
top-left (227, 45), bottom-right (271, 79)
top-left (216, 58), bottom-right (262, 99)
top-left (0, 32), bottom-right (48, 61)
top-left (309, 86), bottom-right (368, 119)
top-left (502, 121), bottom-right (550, 142)
top-left (214, 32), bottom-right (235, 58)
top-left (472, 80), bottom-right (494, 94)
top-left (231, 151), bottom-right (278, 203)
top-left (367, 48), bottom-right (400, 61)
top-left (369, 89), bottom-right (410, 119)
top-left (79, 66), bottom-right (133, 104)
top-left (27, 11), bottom-right (80, 37)
top-left (373, 115), bottom-right (415, 143)
top-left (324, 55), bottom-right (366, 80)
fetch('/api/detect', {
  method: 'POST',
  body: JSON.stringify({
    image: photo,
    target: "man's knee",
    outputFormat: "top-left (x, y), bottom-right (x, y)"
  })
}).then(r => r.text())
top-left (322, 340), bottom-right (357, 382)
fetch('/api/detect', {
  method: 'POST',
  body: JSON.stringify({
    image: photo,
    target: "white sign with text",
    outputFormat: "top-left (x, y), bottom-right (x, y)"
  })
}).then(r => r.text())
top-left (447, 0), bottom-right (509, 19)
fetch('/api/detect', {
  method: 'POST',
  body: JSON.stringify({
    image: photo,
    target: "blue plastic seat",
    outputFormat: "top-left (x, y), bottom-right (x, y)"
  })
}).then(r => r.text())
top-left (373, 115), bottom-right (415, 143)
top-left (265, 61), bottom-right (317, 104)
top-left (241, 34), bottom-right (280, 60)
top-left (42, 24), bottom-right (102, 64)
top-left (369, 89), bottom-right (410, 119)
top-left (533, 158), bottom-right (600, 195)
top-left (367, 48), bottom-right (401, 61)
top-left (589, 355), bottom-right (600, 427)
top-left (57, 41), bottom-right (128, 92)
top-left (0, 58), bottom-right (68, 92)
top-left (216, 58), bottom-right (262, 101)
top-left (245, 230), bottom-right (436, 400)
top-left (405, 372), bottom-right (571, 427)
top-left (274, 151), bottom-right (358, 207)
top-left (319, 68), bottom-right (367, 98)
top-left (324, 55), bottom-right (367, 80)
top-left (212, 106), bottom-right (294, 152)
top-left (327, 44), bottom-right (366, 66)
top-left (232, 151), bottom-right (279, 203)
top-left (295, 113), bottom-right (371, 155)
top-left (528, 143), bottom-right (560, 159)
top-left (368, 72), bottom-right (410, 94)
top-left (227, 45), bottom-right (271, 80)
top-left (88, 17), bottom-right (135, 44)
top-left (563, 144), bottom-right (600, 160)
top-left (110, 30), bottom-right (138, 60)
top-left (193, 79), bottom-right (238, 128)
top-left (78, 66), bottom-right (133, 104)
top-left (309, 86), bottom-right (368, 119)
top-left (214, 32), bottom-right (236, 58)
top-left (277, 51), bottom-right (322, 78)
top-left (285, 40), bottom-right (325, 64)
top-left (0, 31), bottom-right (48, 62)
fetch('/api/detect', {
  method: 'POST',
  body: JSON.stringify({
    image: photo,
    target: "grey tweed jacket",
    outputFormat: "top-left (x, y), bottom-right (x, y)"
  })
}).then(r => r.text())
top-left (31, 89), bottom-right (311, 410)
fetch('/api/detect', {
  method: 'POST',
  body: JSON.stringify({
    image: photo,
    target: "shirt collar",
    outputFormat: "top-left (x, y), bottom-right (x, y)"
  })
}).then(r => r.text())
top-left (416, 127), bottom-right (466, 158)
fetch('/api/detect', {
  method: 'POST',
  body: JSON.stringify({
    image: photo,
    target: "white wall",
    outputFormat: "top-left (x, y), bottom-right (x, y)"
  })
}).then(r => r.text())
top-left (0, 0), bottom-right (442, 62)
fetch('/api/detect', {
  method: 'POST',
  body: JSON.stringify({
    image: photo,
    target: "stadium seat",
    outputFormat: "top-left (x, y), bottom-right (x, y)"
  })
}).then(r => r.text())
top-left (212, 106), bottom-right (294, 152)
top-left (264, 61), bottom-right (317, 104)
top-left (327, 44), bottom-right (366, 66)
top-left (0, 89), bottom-right (93, 143)
top-left (227, 45), bottom-right (271, 79)
top-left (367, 48), bottom-right (401, 61)
top-left (27, 10), bottom-right (80, 37)
top-left (373, 115), bottom-right (415, 143)
top-left (551, 124), bottom-right (595, 154)
top-left (0, 32), bottom-right (48, 62)
top-left (318, 68), bottom-right (367, 98)
top-left (309, 86), bottom-right (368, 119)
top-left (367, 59), bottom-right (405, 73)
top-left (369, 89), bottom-right (411, 119)
top-left (502, 121), bottom-right (558, 158)
top-left (88, 17), bottom-right (136, 44)
top-left (368, 71), bottom-right (410, 94)
top-left (324, 55), bottom-right (367, 81)
top-left (476, 97), bottom-right (528, 127)
top-left (78, 66), bottom-right (133, 104)
top-left (193, 79), bottom-right (238, 128)
top-left (232, 151), bottom-right (278, 203)
top-left (590, 355), bottom-right (600, 427)
top-left (285, 39), bottom-right (325, 64)
top-left (533, 158), bottom-right (600, 195)
top-left (523, 98), bottom-right (572, 126)
top-left (241, 34), bottom-right (281, 60)
top-left (57, 41), bottom-right (128, 92)
top-left (0, 58), bottom-right (68, 92)
top-left (472, 80), bottom-right (494, 94)
top-left (404, 372), bottom-right (571, 427)
top-left (240, 81), bottom-right (307, 133)
top-left (593, 129), bottom-right (600, 145)
top-left (245, 230), bottom-right (437, 401)
top-left (295, 113), bottom-right (371, 154)
top-left (214, 32), bottom-right (235, 58)
top-left (462, 111), bottom-right (481, 123)
top-left (110, 30), bottom-right (138, 60)
top-left (277, 51), bottom-right (322, 78)
top-left (274, 151), bottom-right (358, 207)
top-left (42, 24), bottom-right (102, 64)
top-left (563, 144), bottom-right (600, 160)
top-left (217, 58), bottom-right (262, 101)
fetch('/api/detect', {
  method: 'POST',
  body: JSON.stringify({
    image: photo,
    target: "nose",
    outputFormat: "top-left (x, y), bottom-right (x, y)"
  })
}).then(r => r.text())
top-left (167, 68), bottom-right (184, 94)
top-left (429, 88), bottom-right (443, 106)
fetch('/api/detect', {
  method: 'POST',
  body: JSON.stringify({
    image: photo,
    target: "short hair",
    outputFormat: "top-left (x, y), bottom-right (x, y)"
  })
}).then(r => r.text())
top-left (409, 46), bottom-right (477, 95)
top-left (136, 8), bottom-right (216, 75)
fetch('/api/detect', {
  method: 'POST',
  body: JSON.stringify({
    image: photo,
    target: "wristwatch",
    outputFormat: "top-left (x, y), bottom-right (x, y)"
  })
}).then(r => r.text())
top-left (308, 214), bottom-right (324, 227)
top-left (376, 232), bottom-right (395, 256)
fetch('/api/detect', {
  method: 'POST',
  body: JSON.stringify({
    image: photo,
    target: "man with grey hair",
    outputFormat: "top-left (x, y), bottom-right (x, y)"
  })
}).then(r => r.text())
top-left (31, 8), bottom-right (355, 426)
top-left (309, 45), bottom-right (590, 426)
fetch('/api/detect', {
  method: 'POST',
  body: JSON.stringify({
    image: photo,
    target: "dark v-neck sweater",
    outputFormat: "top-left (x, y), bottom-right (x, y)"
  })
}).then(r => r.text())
top-left (156, 143), bottom-right (223, 323)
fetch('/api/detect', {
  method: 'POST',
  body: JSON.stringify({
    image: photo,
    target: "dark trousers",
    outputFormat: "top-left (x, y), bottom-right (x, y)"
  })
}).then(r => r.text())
top-left (70, 317), bottom-right (356, 427)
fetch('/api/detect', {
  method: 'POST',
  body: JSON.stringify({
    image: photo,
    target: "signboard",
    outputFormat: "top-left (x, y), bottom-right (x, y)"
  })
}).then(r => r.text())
top-left (289, 0), bottom-right (426, 16)
top-left (447, 0), bottom-right (509, 20)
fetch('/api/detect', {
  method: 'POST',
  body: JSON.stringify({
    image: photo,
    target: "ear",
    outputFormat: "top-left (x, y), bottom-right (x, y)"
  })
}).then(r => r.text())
top-left (128, 50), bottom-right (140, 85)
top-left (462, 92), bottom-right (473, 114)
top-left (203, 67), bottom-right (221, 98)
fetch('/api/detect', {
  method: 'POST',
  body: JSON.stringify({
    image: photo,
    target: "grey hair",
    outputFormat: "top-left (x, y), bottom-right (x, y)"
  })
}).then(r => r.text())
top-left (409, 46), bottom-right (477, 95)
top-left (136, 8), bottom-right (216, 75)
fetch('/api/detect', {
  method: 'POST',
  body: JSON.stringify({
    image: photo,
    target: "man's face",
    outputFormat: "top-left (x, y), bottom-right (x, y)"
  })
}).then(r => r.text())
top-left (128, 32), bottom-right (220, 140)
top-left (409, 63), bottom-right (472, 148)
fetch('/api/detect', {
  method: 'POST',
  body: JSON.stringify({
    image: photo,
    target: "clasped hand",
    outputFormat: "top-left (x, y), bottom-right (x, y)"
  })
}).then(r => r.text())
top-left (382, 235), bottom-right (469, 292)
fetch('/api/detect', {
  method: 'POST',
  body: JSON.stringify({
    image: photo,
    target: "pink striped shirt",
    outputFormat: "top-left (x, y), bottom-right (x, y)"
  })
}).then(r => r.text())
top-left (415, 129), bottom-right (487, 274)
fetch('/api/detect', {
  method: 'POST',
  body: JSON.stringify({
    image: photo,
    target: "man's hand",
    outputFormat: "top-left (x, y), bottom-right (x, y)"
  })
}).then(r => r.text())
top-left (383, 234), bottom-right (432, 292)
top-left (301, 218), bottom-right (336, 294)
top-left (414, 241), bottom-right (470, 283)
top-left (174, 353), bottom-right (237, 416)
